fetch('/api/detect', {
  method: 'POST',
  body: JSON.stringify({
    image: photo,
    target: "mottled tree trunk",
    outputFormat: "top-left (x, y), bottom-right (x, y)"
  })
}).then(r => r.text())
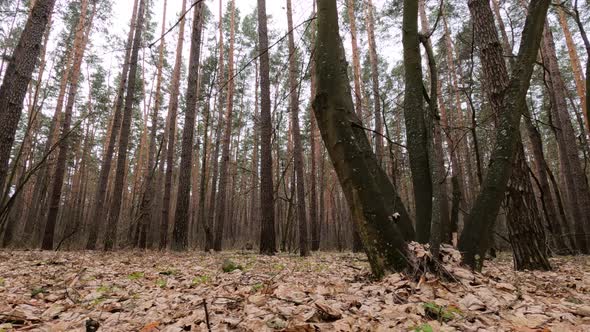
top-left (459, 0), bottom-right (549, 270)
top-left (315, 0), bottom-right (415, 277)
top-left (404, 0), bottom-right (432, 244)
top-left (0, 0), bottom-right (56, 197)
top-left (505, 145), bottom-right (551, 271)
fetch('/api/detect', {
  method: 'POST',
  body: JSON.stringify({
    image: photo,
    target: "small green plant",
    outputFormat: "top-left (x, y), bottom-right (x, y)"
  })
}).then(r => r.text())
top-left (0, 277), bottom-right (5, 286)
top-left (423, 302), bottom-right (462, 322)
top-left (97, 284), bottom-right (112, 293)
top-left (191, 275), bottom-right (211, 285)
top-left (222, 259), bottom-right (243, 273)
top-left (127, 271), bottom-right (145, 280)
top-left (272, 263), bottom-right (285, 271)
top-left (413, 323), bottom-right (434, 332)
top-left (155, 278), bottom-right (167, 288)
top-left (31, 287), bottom-right (48, 297)
top-left (251, 283), bottom-right (264, 292)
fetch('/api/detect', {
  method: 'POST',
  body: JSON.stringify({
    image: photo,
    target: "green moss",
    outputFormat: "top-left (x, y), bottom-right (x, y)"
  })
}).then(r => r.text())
top-left (222, 259), bottom-right (243, 273)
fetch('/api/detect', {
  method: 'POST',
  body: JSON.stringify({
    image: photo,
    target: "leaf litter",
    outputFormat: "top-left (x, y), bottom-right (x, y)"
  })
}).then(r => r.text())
top-left (0, 245), bottom-right (589, 331)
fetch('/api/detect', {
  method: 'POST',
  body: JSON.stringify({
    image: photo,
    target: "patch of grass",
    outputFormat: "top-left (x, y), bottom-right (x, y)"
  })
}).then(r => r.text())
top-left (222, 259), bottom-right (243, 273)
top-left (191, 275), bottom-right (211, 286)
top-left (413, 323), bottom-right (434, 332)
top-left (272, 263), bottom-right (285, 271)
top-left (127, 271), bottom-right (145, 280)
top-left (97, 284), bottom-right (114, 293)
top-left (251, 283), bottom-right (264, 292)
top-left (155, 278), bottom-right (167, 288)
top-left (91, 296), bottom-right (107, 306)
top-left (0, 277), bottom-right (5, 286)
top-left (423, 302), bottom-right (462, 322)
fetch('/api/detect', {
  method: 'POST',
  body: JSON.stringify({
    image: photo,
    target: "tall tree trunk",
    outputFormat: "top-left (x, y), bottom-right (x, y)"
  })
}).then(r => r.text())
top-left (248, 60), bottom-right (260, 247)
top-left (541, 25), bottom-right (590, 253)
top-left (347, 0), bottom-right (364, 121)
top-left (458, 0), bottom-right (550, 270)
top-left (286, 0), bottom-right (309, 257)
top-left (160, 0), bottom-right (187, 250)
top-left (403, 0), bottom-right (432, 244)
top-left (315, 0), bottom-right (415, 277)
top-left (104, 0), bottom-right (147, 250)
top-left (0, 0), bottom-right (56, 196)
top-left (213, 0), bottom-right (236, 252)
top-left (258, 0), bottom-right (277, 255)
top-left (365, 0), bottom-right (383, 161)
top-left (309, 1), bottom-right (320, 251)
top-left (172, 1), bottom-right (204, 251)
top-left (418, 0), bottom-right (451, 246)
top-left (1, 7), bottom-right (53, 247)
top-left (557, 8), bottom-right (587, 133)
top-left (42, 0), bottom-right (94, 250)
top-left (87, 0), bottom-right (139, 250)
top-left (137, 0), bottom-right (167, 250)
top-left (571, 3), bottom-right (590, 137)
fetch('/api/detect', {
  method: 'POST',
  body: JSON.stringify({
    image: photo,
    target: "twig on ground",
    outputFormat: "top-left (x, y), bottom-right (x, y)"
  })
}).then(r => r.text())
top-left (203, 299), bottom-right (211, 332)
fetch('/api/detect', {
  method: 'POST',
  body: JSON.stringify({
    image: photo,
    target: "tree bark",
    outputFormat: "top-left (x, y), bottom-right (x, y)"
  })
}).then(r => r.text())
top-left (403, 0), bottom-right (432, 244)
top-left (213, 0), bottom-right (236, 252)
top-left (87, 0), bottom-right (139, 250)
top-left (258, 0), bottom-right (276, 255)
top-left (541, 25), bottom-right (590, 253)
top-left (160, 0), bottom-right (187, 250)
top-left (365, 0), bottom-right (383, 161)
top-left (314, 0), bottom-right (415, 277)
top-left (42, 0), bottom-right (94, 250)
top-left (458, 0), bottom-right (550, 270)
top-left (172, 1), bottom-right (204, 251)
top-left (103, 0), bottom-right (147, 250)
top-left (286, 0), bottom-right (309, 257)
top-left (0, 0), bottom-right (56, 196)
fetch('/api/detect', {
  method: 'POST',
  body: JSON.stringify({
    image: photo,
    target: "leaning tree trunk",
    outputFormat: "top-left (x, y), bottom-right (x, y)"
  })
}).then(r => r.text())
top-left (171, 1), bottom-right (204, 251)
top-left (504, 144), bottom-right (551, 271)
top-left (314, 0), bottom-right (415, 278)
top-left (458, 0), bottom-right (550, 270)
top-left (0, 0), bottom-right (56, 197)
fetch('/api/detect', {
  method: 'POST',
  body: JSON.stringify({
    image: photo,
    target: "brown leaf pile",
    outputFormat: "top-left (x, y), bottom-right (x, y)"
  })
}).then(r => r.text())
top-left (0, 248), bottom-right (588, 331)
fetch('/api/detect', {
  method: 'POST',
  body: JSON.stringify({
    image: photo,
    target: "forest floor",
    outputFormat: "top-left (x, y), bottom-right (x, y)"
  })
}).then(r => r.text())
top-left (0, 248), bottom-right (589, 332)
